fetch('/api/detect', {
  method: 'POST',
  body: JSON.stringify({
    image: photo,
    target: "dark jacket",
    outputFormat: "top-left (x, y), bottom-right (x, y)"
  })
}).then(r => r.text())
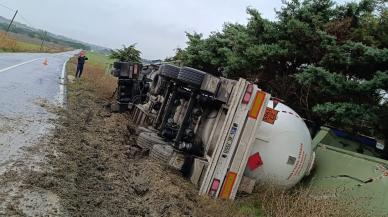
top-left (78, 56), bottom-right (88, 65)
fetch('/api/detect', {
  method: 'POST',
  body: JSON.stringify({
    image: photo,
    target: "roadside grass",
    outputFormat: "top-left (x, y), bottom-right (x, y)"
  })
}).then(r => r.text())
top-left (67, 51), bottom-right (116, 99)
top-left (232, 184), bottom-right (367, 217)
top-left (86, 51), bottom-right (114, 69)
top-left (0, 32), bottom-right (68, 53)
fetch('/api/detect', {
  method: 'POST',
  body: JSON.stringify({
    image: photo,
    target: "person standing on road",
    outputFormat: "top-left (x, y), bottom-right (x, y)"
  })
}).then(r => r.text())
top-left (76, 51), bottom-right (88, 78)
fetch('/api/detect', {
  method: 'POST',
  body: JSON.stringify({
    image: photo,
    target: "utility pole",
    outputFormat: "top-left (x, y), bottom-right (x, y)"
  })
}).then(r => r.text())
top-left (6, 10), bottom-right (18, 33)
top-left (40, 31), bottom-right (47, 51)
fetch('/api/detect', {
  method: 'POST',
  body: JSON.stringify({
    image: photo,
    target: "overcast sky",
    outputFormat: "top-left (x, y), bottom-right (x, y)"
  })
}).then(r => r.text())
top-left (0, 0), bottom-right (350, 59)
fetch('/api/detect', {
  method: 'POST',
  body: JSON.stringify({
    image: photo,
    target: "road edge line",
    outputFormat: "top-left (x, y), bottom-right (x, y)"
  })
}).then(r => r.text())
top-left (58, 58), bottom-right (69, 106)
top-left (0, 58), bottom-right (43, 73)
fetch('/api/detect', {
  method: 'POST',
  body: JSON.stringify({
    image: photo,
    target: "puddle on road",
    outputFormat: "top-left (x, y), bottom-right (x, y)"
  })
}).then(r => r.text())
top-left (0, 107), bottom-right (55, 175)
top-left (0, 98), bottom-right (63, 216)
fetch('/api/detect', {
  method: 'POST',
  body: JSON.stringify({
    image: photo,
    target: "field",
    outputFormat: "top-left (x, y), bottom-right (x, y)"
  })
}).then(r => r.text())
top-left (0, 32), bottom-right (68, 53)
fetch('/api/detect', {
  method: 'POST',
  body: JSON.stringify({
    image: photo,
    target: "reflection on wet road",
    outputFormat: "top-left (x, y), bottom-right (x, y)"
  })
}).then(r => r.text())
top-left (0, 51), bottom-right (77, 174)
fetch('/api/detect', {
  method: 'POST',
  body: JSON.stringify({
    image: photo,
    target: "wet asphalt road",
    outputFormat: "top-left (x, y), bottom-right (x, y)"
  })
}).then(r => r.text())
top-left (0, 51), bottom-right (77, 174)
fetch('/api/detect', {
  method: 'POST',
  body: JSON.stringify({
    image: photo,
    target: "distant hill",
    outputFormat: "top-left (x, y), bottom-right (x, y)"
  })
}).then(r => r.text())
top-left (0, 15), bottom-right (109, 52)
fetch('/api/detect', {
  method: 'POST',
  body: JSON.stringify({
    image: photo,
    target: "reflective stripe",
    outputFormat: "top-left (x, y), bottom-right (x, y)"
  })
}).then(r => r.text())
top-left (248, 91), bottom-right (266, 119)
top-left (219, 172), bottom-right (237, 199)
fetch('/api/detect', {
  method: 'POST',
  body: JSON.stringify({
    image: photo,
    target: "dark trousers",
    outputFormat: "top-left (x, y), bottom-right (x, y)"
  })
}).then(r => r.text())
top-left (76, 64), bottom-right (84, 78)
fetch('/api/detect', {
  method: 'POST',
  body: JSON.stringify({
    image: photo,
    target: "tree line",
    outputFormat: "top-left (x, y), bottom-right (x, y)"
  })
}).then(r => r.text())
top-left (166, 0), bottom-right (387, 143)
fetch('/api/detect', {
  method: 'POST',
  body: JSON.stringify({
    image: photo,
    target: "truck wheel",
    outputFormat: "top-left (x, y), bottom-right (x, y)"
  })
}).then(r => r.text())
top-left (160, 64), bottom-right (180, 79)
top-left (150, 144), bottom-right (174, 164)
top-left (178, 67), bottom-right (206, 88)
top-left (136, 132), bottom-right (166, 150)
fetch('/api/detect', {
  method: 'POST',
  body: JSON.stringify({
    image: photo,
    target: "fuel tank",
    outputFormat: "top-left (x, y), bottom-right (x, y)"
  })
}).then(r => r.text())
top-left (244, 100), bottom-right (315, 189)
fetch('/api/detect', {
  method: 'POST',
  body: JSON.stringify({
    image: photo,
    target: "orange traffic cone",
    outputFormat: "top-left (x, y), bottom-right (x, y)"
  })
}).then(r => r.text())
top-left (43, 58), bottom-right (48, 65)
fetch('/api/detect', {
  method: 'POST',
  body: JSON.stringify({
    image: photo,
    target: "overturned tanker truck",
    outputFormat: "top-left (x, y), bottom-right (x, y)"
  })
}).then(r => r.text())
top-left (111, 61), bottom-right (388, 214)
top-left (112, 62), bottom-right (315, 200)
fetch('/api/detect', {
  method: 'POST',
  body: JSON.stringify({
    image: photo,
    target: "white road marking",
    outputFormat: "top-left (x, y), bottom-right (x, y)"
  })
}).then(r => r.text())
top-left (57, 59), bottom-right (69, 106)
top-left (0, 58), bottom-right (43, 73)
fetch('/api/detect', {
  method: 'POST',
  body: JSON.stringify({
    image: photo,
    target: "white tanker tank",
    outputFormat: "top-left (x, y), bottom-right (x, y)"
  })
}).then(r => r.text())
top-left (244, 100), bottom-right (315, 189)
top-left (198, 79), bottom-right (315, 196)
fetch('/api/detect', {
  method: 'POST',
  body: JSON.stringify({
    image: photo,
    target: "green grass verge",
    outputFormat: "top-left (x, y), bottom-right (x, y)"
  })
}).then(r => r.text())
top-left (85, 51), bottom-right (114, 71)
top-left (238, 201), bottom-right (263, 217)
top-left (67, 51), bottom-right (117, 99)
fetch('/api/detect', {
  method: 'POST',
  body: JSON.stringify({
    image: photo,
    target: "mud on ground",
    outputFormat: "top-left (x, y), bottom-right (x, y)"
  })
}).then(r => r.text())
top-left (2, 79), bottom-right (242, 217)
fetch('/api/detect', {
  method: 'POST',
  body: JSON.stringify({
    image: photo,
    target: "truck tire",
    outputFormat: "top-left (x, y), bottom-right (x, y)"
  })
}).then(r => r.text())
top-left (178, 67), bottom-right (206, 88)
top-left (150, 144), bottom-right (174, 164)
top-left (160, 64), bottom-right (180, 79)
top-left (136, 132), bottom-right (166, 150)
